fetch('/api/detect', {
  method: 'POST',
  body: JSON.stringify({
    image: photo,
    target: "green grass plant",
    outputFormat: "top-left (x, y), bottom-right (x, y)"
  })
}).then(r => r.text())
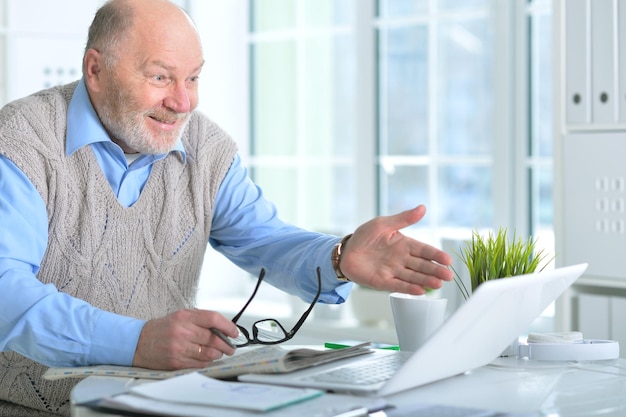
top-left (452, 228), bottom-right (553, 300)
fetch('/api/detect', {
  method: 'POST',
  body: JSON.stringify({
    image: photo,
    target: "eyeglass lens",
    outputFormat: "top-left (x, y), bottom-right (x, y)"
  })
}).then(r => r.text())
top-left (230, 319), bottom-right (288, 346)
top-left (230, 267), bottom-right (321, 347)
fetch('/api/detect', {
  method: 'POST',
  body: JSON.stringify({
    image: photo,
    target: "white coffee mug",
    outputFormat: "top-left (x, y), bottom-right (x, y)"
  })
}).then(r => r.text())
top-left (389, 293), bottom-right (447, 351)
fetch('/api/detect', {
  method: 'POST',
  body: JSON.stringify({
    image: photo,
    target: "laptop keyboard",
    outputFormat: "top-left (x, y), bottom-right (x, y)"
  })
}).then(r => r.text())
top-left (304, 351), bottom-right (412, 386)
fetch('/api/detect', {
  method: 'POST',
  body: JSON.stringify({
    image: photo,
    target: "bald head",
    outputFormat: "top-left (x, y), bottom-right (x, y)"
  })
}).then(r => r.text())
top-left (84, 0), bottom-right (200, 72)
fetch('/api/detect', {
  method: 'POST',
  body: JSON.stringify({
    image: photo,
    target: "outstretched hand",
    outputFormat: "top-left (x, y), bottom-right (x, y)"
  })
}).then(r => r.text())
top-left (133, 309), bottom-right (238, 370)
top-left (339, 205), bottom-right (453, 295)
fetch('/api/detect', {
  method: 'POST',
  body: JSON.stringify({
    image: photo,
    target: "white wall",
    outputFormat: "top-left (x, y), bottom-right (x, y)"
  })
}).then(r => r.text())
top-left (0, 0), bottom-right (256, 302)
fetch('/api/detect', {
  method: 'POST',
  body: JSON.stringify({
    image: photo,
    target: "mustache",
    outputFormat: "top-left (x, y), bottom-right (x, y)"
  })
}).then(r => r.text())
top-left (147, 109), bottom-right (189, 124)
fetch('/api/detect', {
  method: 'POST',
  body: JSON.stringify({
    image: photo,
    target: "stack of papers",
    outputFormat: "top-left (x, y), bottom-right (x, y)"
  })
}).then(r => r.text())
top-left (81, 372), bottom-right (387, 417)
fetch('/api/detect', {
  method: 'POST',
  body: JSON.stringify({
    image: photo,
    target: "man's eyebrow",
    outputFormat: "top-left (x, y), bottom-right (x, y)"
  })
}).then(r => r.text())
top-left (148, 60), bottom-right (205, 73)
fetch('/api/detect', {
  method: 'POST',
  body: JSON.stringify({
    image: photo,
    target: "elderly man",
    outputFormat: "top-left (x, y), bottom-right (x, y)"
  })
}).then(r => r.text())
top-left (0, 0), bottom-right (452, 415)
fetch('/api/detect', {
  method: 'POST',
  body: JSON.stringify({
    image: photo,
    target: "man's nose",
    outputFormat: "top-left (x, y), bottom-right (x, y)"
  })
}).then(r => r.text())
top-left (164, 82), bottom-right (191, 113)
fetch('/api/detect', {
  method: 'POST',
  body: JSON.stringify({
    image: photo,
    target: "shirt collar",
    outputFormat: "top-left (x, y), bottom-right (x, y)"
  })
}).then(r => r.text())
top-left (66, 78), bottom-right (186, 160)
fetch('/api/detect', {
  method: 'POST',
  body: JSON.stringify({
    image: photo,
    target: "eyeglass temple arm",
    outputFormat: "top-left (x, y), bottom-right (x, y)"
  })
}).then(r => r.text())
top-left (231, 268), bottom-right (266, 323)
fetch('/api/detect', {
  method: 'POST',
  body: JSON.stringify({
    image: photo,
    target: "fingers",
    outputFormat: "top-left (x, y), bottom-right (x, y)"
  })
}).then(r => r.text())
top-left (190, 310), bottom-right (239, 338)
top-left (189, 313), bottom-right (238, 357)
top-left (133, 309), bottom-right (238, 371)
top-left (362, 265), bottom-right (450, 296)
top-left (188, 342), bottom-right (226, 365)
top-left (406, 249), bottom-right (454, 280)
top-left (411, 241), bottom-right (453, 269)
top-left (395, 265), bottom-right (452, 290)
top-left (388, 250), bottom-right (454, 293)
top-left (383, 205), bottom-right (427, 231)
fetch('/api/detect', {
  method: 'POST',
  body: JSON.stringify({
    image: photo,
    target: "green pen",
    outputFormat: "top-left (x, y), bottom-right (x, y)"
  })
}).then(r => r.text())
top-left (324, 340), bottom-right (399, 351)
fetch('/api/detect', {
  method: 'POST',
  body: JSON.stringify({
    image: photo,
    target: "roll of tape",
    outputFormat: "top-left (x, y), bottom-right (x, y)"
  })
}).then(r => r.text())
top-left (527, 331), bottom-right (583, 344)
top-left (518, 339), bottom-right (620, 361)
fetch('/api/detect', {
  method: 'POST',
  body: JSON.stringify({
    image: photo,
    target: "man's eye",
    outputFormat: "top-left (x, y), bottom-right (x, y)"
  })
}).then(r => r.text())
top-left (150, 75), bottom-right (170, 85)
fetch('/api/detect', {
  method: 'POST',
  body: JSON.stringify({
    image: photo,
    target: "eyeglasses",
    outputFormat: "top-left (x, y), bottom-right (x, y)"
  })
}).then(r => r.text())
top-left (229, 267), bottom-right (322, 348)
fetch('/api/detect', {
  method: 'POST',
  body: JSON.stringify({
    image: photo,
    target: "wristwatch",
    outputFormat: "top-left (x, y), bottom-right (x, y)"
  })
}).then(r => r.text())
top-left (331, 234), bottom-right (353, 281)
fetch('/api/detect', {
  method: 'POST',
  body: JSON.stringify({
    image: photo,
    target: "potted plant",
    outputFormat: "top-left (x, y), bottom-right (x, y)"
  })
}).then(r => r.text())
top-left (452, 228), bottom-right (553, 300)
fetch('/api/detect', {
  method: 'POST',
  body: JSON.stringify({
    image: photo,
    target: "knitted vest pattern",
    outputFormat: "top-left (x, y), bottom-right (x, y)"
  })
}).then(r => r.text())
top-left (0, 82), bottom-right (238, 416)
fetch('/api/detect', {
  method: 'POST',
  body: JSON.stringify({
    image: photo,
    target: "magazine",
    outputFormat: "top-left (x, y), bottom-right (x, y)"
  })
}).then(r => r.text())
top-left (43, 342), bottom-right (372, 381)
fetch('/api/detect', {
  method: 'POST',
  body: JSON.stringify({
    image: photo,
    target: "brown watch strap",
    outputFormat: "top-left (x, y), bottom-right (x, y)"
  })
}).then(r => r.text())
top-left (331, 234), bottom-right (353, 281)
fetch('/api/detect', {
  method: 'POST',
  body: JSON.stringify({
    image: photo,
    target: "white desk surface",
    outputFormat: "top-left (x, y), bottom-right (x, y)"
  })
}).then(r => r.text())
top-left (71, 356), bottom-right (626, 417)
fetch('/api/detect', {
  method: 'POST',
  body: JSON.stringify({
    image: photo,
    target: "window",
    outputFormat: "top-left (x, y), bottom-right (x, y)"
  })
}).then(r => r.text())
top-left (242, 0), bottom-right (553, 248)
top-left (193, 0), bottom-right (554, 323)
top-left (527, 0), bottom-right (554, 260)
top-left (377, 0), bottom-right (495, 240)
top-left (248, 0), bottom-right (358, 232)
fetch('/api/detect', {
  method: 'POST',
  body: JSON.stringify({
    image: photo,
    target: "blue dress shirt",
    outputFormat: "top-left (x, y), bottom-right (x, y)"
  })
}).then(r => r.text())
top-left (0, 79), bottom-right (351, 367)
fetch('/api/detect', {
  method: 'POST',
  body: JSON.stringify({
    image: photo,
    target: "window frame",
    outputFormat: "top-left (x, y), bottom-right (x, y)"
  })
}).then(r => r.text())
top-left (191, 0), bottom-right (553, 316)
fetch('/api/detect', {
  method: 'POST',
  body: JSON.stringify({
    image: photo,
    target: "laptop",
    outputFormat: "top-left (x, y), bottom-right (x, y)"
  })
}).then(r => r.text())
top-left (239, 263), bottom-right (588, 396)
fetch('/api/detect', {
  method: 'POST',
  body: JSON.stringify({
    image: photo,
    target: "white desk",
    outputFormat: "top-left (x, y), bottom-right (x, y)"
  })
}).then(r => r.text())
top-left (71, 357), bottom-right (626, 417)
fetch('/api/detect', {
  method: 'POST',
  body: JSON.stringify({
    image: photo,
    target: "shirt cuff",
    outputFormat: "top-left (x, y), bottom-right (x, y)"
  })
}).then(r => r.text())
top-left (321, 262), bottom-right (353, 303)
top-left (89, 309), bottom-right (146, 366)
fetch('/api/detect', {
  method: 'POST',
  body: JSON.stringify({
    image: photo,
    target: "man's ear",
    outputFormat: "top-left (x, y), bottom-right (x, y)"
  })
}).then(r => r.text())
top-left (83, 49), bottom-right (104, 92)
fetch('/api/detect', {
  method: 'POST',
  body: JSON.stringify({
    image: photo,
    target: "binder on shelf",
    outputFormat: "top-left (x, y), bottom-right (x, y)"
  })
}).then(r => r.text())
top-left (619, 0), bottom-right (626, 123)
top-left (565, 0), bottom-right (590, 125)
top-left (591, 0), bottom-right (616, 124)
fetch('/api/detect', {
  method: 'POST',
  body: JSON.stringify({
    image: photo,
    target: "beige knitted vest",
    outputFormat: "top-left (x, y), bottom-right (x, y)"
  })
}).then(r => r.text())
top-left (0, 82), bottom-right (237, 416)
